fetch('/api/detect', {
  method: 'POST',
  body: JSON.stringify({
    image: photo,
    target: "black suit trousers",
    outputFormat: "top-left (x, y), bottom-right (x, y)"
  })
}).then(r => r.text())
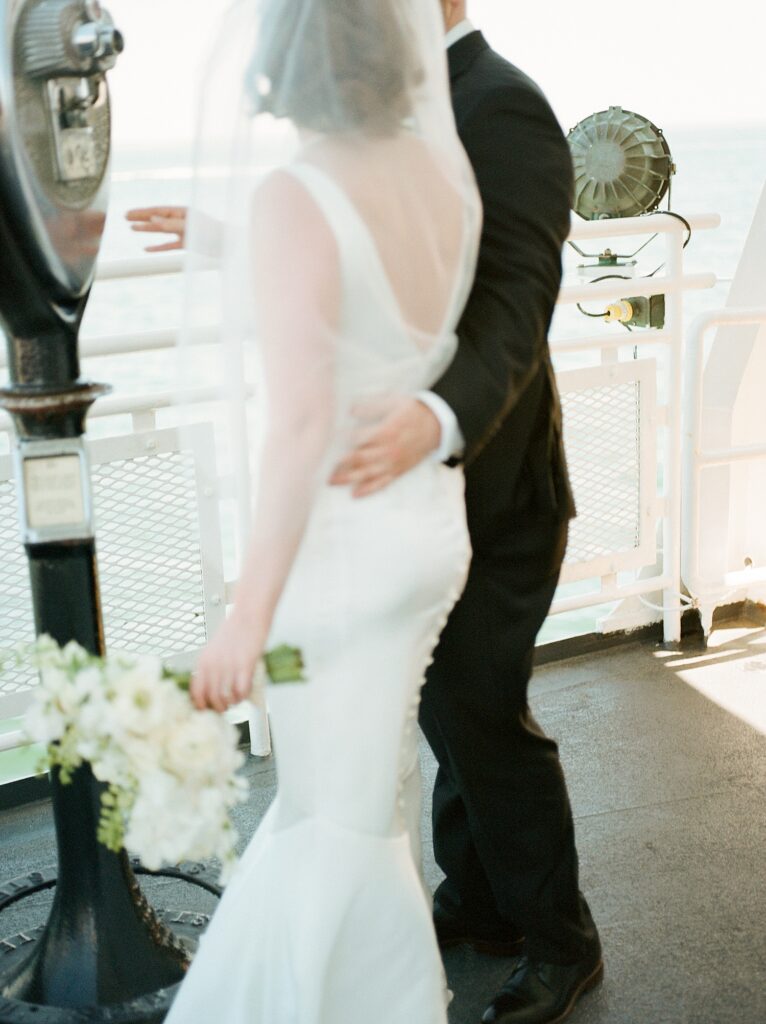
top-left (419, 515), bottom-right (600, 964)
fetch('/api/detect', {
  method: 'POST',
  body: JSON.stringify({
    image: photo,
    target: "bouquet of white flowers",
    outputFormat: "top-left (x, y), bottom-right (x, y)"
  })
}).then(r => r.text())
top-left (17, 637), bottom-right (302, 882)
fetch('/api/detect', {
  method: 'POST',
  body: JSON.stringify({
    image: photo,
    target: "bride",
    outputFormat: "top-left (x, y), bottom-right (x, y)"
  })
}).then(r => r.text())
top-left (159, 0), bottom-right (481, 1020)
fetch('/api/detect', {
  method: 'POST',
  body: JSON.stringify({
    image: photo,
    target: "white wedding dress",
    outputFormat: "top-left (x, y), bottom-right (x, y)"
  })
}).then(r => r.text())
top-left (166, 152), bottom-right (475, 1023)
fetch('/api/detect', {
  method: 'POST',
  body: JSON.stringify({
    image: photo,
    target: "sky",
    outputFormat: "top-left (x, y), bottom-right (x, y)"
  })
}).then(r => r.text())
top-left (107, 0), bottom-right (766, 153)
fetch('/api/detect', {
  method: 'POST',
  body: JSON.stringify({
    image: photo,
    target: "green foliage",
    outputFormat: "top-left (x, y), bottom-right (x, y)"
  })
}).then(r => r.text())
top-left (162, 646), bottom-right (306, 688)
top-left (264, 645), bottom-right (306, 683)
top-left (97, 785), bottom-right (134, 852)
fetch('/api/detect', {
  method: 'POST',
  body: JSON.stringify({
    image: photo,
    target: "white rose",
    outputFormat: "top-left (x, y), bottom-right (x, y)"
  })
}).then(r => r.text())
top-left (72, 666), bottom-right (104, 701)
top-left (91, 743), bottom-right (132, 789)
top-left (161, 712), bottom-right (231, 780)
top-left (25, 698), bottom-right (66, 745)
top-left (109, 672), bottom-right (170, 740)
top-left (77, 707), bottom-right (109, 746)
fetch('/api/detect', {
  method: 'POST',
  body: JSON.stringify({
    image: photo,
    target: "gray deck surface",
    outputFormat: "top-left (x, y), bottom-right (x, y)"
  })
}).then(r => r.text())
top-left (1, 623), bottom-right (765, 1023)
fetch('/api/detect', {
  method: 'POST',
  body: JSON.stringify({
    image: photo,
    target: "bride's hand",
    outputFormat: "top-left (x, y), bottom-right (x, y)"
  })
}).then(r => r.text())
top-left (126, 206), bottom-right (188, 251)
top-left (191, 612), bottom-right (267, 712)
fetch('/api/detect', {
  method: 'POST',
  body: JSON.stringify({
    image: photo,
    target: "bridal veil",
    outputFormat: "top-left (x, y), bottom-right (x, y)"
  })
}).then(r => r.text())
top-left (164, 6), bottom-right (481, 1019)
top-left (173, 0), bottom-right (481, 704)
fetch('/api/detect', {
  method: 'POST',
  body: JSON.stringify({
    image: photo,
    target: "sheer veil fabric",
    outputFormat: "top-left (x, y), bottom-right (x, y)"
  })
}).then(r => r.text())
top-left (179, 0), bottom-right (480, 556)
top-left (167, 2), bottom-right (482, 1022)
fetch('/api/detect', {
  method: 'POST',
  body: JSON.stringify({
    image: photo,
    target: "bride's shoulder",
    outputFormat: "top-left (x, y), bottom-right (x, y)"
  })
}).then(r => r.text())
top-left (250, 169), bottom-right (335, 256)
top-left (248, 170), bottom-right (339, 299)
top-left (252, 168), bottom-right (318, 220)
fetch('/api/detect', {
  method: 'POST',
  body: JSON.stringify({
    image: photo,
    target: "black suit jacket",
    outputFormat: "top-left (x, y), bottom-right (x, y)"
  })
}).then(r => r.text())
top-left (435, 32), bottom-right (576, 553)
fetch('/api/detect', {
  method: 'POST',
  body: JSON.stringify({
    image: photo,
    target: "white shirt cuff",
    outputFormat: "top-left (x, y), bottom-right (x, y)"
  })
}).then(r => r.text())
top-left (415, 391), bottom-right (465, 463)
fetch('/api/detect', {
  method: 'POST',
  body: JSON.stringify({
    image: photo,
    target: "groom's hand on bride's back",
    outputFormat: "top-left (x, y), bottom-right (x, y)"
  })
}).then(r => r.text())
top-left (126, 206), bottom-right (188, 251)
top-left (330, 398), bottom-right (441, 498)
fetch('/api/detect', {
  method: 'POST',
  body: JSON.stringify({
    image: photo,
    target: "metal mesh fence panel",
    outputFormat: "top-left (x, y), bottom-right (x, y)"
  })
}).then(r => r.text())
top-left (94, 449), bottom-right (208, 656)
top-left (562, 378), bottom-right (642, 567)
top-left (0, 476), bottom-right (37, 704)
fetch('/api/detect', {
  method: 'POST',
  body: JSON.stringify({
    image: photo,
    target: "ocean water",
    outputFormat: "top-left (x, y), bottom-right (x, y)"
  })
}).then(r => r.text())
top-left (80, 124), bottom-right (766, 390)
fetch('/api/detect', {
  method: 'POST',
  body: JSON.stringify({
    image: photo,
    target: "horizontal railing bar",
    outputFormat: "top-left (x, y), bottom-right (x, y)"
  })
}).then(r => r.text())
top-left (0, 309), bottom-right (695, 370)
top-left (0, 729), bottom-right (27, 753)
top-left (567, 212), bottom-right (720, 241)
top-left (697, 442), bottom-right (766, 467)
top-left (0, 317), bottom-right (684, 371)
top-left (557, 272), bottom-right (716, 307)
top-left (65, 321), bottom-right (682, 364)
top-left (688, 306), bottom-right (766, 339)
top-left (722, 566), bottom-right (766, 587)
top-left (79, 328), bottom-right (179, 358)
top-left (550, 574), bottom-right (672, 615)
top-left (0, 730), bottom-right (27, 754)
top-left (87, 387), bottom-right (216, 419)
top-left (14, 288), bottom-right (704, 372)
top-left (91, 214), bottom-right (720, 286)
top-left (0, 328), bottom-right (211, 370)
top-left (96, 254), bottom-right (184, 281)
top-left (0, 386), bottom-right (219, 432)
top-left (78, 326), bottom-right (217, 359)
top-left (551, 329), bottom-right (673, 354)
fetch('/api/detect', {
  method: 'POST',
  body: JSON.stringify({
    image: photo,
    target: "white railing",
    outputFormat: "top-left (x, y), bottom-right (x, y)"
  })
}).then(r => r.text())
top-left (0, 730), bottom-right (25, 754)
top-left (0, 210), bottom-right (721, 758)
top-left (683, 307), bottom-right (766, 634)
top-left (550, 212), bottom-right (719, 641)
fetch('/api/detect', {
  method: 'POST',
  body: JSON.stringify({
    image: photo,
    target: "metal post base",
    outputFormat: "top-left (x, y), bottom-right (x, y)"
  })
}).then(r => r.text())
top-left (0, 862), bottom-right (221, 1024)
top-left (0, 978), bottom-right (176, 1023)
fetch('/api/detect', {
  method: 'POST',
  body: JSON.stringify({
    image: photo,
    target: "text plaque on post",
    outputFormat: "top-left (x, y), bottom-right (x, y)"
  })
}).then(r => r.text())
top-left (24, 455), bottom-right (85, 528)
top-left (15, 440), bottom-right (94, 544)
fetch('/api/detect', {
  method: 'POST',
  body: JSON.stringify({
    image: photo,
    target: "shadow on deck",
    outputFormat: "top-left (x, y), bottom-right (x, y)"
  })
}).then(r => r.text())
top-left (1, 622), bottom-right (765, 1023)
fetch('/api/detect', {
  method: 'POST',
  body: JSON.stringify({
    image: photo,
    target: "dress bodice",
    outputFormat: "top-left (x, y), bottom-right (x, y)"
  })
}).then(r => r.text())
top-left (282, 162), bottom-right (460, 457)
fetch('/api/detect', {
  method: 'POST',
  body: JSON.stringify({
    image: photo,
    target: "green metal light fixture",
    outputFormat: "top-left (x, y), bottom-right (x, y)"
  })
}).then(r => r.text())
top-left (568, 106), bottom-right (675, 221)
top-left (566, 107), bottom-right (682, 330)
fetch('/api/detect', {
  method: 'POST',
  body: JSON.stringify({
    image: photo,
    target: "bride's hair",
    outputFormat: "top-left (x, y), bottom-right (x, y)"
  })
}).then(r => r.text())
top-left (248, 0), bottom-right (425, 135)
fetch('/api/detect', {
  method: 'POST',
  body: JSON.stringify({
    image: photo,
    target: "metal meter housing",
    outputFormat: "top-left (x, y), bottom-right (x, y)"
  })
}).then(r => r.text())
top-left (0, 0), bottom-right (122, 327)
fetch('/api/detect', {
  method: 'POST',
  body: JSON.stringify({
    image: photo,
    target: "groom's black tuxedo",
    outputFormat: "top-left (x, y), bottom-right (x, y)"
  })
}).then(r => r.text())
top-left (419, 31), bottom-right (600, 965)
top-left (434, 31), bottom-right (576, 550)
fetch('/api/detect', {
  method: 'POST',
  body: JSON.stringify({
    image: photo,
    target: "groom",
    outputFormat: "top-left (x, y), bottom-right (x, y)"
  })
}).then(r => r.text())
top-left (332, 3), bottom-right (603, 1023)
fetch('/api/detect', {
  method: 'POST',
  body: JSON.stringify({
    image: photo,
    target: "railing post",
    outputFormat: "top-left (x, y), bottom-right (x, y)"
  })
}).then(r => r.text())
top-left (662, 222), bottom-right (686, 643)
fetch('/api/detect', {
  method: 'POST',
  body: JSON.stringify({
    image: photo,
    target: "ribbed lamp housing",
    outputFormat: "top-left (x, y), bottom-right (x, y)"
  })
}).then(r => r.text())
top-left (568, 106), bottom-right (674, 220)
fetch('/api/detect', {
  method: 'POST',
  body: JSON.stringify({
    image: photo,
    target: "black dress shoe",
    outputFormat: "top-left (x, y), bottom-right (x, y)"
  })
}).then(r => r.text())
top-left (433, 905), bottom-right (525, 957)
top-left (482, 954), bottom-right (604, 1024)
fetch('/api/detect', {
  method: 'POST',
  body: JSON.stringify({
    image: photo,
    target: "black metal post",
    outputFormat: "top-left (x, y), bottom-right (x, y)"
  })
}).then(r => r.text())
top-left (0, 359), bottom-right (189, 1017)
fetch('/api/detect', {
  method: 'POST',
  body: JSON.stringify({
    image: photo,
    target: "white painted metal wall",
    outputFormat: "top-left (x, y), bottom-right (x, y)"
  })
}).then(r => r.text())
top-left (683, 183), bottom-right (766, 634)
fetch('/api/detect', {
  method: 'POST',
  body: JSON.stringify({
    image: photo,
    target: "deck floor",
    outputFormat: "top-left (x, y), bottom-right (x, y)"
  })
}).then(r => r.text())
top-left (1, 622), bottom-right (765, 1023)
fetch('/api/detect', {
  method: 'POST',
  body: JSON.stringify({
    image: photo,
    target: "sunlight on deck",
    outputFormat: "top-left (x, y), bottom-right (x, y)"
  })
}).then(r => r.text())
top-left (654, 624), bottom-right (766, 735)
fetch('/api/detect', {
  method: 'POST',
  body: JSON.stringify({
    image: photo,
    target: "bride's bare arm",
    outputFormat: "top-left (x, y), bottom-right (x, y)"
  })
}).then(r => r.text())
top-left (192, 175), bottom-right (339, 711)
